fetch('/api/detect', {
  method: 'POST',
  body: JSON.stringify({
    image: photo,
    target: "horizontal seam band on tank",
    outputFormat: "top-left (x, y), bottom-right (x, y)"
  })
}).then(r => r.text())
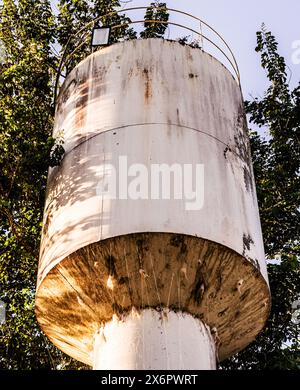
top-left (62, 122), bottom-right (242, 162)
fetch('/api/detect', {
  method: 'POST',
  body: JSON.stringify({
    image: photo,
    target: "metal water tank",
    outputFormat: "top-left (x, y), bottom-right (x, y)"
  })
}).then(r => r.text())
top-left (36, 38), bottom-right (270, 369)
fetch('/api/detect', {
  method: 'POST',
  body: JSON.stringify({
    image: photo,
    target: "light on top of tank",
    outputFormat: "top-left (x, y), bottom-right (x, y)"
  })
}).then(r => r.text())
top-left (91, 26), bottom-right (111, 47)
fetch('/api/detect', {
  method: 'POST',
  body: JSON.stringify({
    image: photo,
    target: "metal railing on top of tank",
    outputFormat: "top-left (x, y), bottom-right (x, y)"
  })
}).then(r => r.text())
top-left (54, 6), bottom-right (241, 109)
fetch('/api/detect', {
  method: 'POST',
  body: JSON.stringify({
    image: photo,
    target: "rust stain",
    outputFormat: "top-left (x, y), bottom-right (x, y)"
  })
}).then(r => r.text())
top-left (143, 68), bottom-right (152, 102)
top-left (36, 229), bottom-right (271, 365)
top-left (92, 65), bottom-right (107, 99)
top-left (75, 79), bottom-right (89, 130)
top-left (189, 73), bottom-right (198, 79)
top-left (176, 108), bottom-right (181, 124)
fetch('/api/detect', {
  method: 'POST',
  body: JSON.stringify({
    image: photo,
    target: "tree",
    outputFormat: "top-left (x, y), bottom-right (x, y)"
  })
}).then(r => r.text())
top-left (140, 2), bottom-right (169, 39)
top-left (221, 27), bottom-right (300, 370)
top-left (0, 0), bottom-right (68, 369)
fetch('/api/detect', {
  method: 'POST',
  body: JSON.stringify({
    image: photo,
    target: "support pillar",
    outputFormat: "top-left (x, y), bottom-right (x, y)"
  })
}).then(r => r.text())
top-left (92, 309), bottom-right (216, 370)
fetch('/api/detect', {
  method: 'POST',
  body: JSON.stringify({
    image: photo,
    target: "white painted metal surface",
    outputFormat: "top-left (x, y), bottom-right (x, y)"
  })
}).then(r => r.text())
top-left (92, 309), bottom-right (216, 370)
top-left (39, 39), bottom-right (268, 286)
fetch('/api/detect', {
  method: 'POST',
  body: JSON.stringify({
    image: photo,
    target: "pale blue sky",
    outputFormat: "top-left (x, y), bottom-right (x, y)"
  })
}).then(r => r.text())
top-left (117, 0), bottom-right (300, 98)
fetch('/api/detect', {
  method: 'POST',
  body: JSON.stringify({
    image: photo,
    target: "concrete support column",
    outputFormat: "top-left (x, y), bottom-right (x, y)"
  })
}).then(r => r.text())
top-left (92, 309), bottom-right (216, 370)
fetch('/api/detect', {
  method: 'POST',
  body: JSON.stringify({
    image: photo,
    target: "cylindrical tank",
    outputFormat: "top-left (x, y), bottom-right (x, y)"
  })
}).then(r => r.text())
top-left (36, 38), bottom-right (270, 368)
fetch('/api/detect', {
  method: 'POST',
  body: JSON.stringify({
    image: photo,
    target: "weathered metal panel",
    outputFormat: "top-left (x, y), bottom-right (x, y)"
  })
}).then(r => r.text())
top-left (41, 39), bottom-right (267, 284)
top-left (36, 39), bottom-right (270, 366)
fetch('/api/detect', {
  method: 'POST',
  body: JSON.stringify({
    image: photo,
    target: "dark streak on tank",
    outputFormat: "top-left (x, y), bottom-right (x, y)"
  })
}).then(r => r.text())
top-left (170, 234), bottom-right (184, 248)
top-left (176, 108), bottom-right (181, 124)
top-left (143, 68), bottom-right (152, 101)
top-left (136, 236), bottom-right (149, 268)
top-left (112, 302), bottom-right (124, 316)
top-left (233, 108), bottom-right (252, 166)
top-left (214, 271), bottom-right (223, 296)
top-left (105, 254), bottom-right (117, 278)
top-left (92, 65), bottom-right (107, 99)
top-left (191, 268), bottom-right (206, 305)
top-left (61, 79), bottom-right (77, 105)
top-left (246, 256), bottom-right (261, 272)
top-left (118, 276), bottom-right (129, 285)
top-left (240, 288), bottom-right (250, 302)
top-left (234, 310), bottom-right (241, 319)
top-left (243, 166), bottom-right (254, 193)
top-left (170, 234), bottom-right (187, 256)
top-left (223, 146), bottom-right (230, 159)
top-left (75, 77), bottom-right (89, 129)
top-left (243, 233), bottom-right (254, 253)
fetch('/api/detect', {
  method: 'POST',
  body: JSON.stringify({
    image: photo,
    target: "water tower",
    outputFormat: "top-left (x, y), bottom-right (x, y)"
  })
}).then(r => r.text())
top-left (35, 7), bottom-right (271, 370)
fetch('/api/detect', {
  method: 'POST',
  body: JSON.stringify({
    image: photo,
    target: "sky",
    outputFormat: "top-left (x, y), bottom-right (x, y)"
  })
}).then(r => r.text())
top-left (115, 0), bottom-right (300, 99)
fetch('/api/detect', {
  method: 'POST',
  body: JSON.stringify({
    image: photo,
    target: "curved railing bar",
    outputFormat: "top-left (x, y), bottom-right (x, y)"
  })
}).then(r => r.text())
top-left (63, 34), bottom-right (91, 71)
top-left (166, 7), bottom-right (240, 81)
top-left (110, 20), bottom-right (240, 82)
top-left (54, 6), bottom-right (241, 109)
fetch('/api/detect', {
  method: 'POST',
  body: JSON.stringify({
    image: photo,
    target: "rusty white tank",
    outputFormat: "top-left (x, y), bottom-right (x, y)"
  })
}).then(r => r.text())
top-left (36, 38), bottom-right (270, 369)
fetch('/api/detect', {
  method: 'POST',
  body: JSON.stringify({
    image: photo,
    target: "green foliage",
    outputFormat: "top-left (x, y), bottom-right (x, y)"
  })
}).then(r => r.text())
top-left (177, 35), bottom-right (202, 49)
top-left (245, 26), bottom-right (300, 256)
top-left (221, 27), bottom-right (300, 370)
top-left (0, 0), bottom-right (75, 370)
top-left (140, 2), bottom-right (169, 39)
